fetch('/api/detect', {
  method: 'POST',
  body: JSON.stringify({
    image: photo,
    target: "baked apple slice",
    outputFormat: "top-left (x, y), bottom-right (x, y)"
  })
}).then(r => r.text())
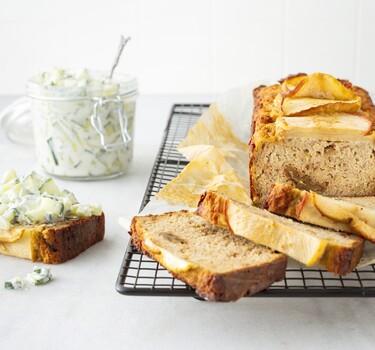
top-left (312, 193), bottom-right (375, 242)
top-left (275, 113), bottom-right (373, 140)
top-left (279, 73), bottom-right (362, 116)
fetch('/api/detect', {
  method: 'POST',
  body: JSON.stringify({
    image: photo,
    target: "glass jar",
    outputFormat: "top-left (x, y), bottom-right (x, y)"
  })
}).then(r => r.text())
top-left (26, 70), bottom-right (138, 180)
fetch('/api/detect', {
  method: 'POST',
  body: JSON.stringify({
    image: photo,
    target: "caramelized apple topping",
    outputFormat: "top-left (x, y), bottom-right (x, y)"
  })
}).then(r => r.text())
top-left (277, 73), bottom-right (362, 117)
top-left (275, 113), bottom-right (373, 140)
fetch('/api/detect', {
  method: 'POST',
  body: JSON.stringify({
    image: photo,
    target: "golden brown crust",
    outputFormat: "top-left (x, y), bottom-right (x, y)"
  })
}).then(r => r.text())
top-left (249, 84), bottom-right (280, 204)
top-left (353, 86), bottom-right (375, 119)
top-left (129, 211), bottom-right (287, 301)
top-left (194, 261), bottom-right (287, 301)
top-left (264, 183), bottom-right (295, 212)
top-left (33, 214), bottom-right (105, 264)
top-left (278, 73), bottom-right (307, 84)
top-left (252, 84), bottom-right (280, 127)
top-left (319, 243), bottom-right (363, 275)
top-left (265, 183), bottom-right (309, 219)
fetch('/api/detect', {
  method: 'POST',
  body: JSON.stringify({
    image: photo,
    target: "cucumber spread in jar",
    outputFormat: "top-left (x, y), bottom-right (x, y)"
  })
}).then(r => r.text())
top-left (27, 68), bottom-right (138, 180)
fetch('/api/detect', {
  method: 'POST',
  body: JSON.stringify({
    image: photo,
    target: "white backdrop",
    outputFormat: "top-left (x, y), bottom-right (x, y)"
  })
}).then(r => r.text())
top-left (0, 0), bottom-right (374, 95)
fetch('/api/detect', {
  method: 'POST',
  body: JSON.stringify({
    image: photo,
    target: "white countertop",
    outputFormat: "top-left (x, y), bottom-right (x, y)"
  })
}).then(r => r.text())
top-left (1, 95), bottom-right (374, 350)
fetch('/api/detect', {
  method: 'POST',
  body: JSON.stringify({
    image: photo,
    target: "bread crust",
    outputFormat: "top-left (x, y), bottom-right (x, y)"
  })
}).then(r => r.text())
top-left (249, 84), bottom-right (281, 203)
top-left (264, 183), bottom-right (297, 214)
top-left (129, 211), bottom-right (287, 301)
top-left (0, 214), bottom-right (105, 264)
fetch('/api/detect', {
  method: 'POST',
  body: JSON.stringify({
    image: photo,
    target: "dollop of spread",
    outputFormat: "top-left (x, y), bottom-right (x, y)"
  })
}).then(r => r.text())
top-left (30, 68), bottom-right (120, 97)
top-left (0, 169), bottom-right (102, 234)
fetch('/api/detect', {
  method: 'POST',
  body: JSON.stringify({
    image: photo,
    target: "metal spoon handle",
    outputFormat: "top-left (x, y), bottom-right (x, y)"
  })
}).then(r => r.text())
top-left (109, 35), bottom-right (131, 79)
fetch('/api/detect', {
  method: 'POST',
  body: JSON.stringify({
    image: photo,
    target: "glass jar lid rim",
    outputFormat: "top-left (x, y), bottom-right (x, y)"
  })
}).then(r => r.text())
top-left (26, 70), bottom-right (138, 99)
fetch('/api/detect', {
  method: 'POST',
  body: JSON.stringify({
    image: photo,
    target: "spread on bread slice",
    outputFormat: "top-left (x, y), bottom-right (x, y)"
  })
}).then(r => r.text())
top-left (196, 191), bottom-right (363, 275)
top-left (0, 170), bottom-right (105, 263)
top-left (129, 210), bottom-right (287, 301)
top-left (265, 183), bottom-right (375, 243)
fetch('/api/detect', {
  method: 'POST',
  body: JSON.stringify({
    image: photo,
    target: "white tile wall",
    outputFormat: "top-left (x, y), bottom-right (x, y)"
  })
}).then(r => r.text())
top-left (0, 0), bottom-right (373, 95)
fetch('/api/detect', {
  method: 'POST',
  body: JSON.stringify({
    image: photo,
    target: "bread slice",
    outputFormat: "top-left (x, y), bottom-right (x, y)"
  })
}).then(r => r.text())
top-left (129, 211), bottom-right (287, 301)
top-left (196, 191), bottom-right (364, 275)
top-left (265, 183), bottom-right (375, 243)
top-left (249, 73), bottom-right (375, 207)
top-left (0, 214), bottom-right (105, 264)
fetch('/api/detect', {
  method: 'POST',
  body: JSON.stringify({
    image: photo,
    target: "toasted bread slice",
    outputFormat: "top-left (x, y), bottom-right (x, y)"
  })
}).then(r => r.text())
top-left (0, 214), bottom-right (105, 264)
top-left (266, 183), bottom-right (375, 243)
top-left (197, 191), bottom-right (363, 275)
top-left (129, 211), bottom-right (287, 301)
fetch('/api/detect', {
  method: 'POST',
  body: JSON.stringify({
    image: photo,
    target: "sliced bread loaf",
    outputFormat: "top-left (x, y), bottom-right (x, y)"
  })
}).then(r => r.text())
top-left (265, 183), bottom-right (375, 243)
top-left (129, 210), bottom-right (287, 301)
top-left (196, 191), bottom-right (364, 275)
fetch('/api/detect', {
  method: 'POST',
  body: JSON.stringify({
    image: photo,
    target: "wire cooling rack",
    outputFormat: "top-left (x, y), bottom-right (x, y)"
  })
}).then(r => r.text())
top-left (116, 104), bottom-right (375, 298)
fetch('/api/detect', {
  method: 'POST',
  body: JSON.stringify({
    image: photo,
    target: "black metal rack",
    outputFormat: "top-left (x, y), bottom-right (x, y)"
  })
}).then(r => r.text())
top-left (116, 104), bottom-right (375, 298)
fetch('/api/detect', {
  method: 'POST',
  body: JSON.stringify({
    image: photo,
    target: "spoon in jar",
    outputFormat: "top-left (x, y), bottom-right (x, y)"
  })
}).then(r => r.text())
top-left (109, 35), bottom-right (131, 80)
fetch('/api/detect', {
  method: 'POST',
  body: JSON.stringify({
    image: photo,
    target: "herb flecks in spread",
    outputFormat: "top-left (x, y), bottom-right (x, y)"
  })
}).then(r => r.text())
top-left (27, 266), bottom-right (52, 286)
top-left (4, 276), bottom-right (25, 291)
top-left (31, 68), bottom-right (120, 97)
top-left (0, 169), bottom-right (102, 231)
top-left (4, 266), bottom-right (53, 290)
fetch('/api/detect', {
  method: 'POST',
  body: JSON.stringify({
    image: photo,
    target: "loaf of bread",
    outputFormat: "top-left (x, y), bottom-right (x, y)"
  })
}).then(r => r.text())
top-left (129, 210), bottom-right (287, 301)
top-left (0, 214), bottom-right (105, 263)
top-left (266, 183), bottom-right (375, 243)
top-left (196, 191), bottom-right (363, 275)
top-left (249, 73), bottom-right (375, 206)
